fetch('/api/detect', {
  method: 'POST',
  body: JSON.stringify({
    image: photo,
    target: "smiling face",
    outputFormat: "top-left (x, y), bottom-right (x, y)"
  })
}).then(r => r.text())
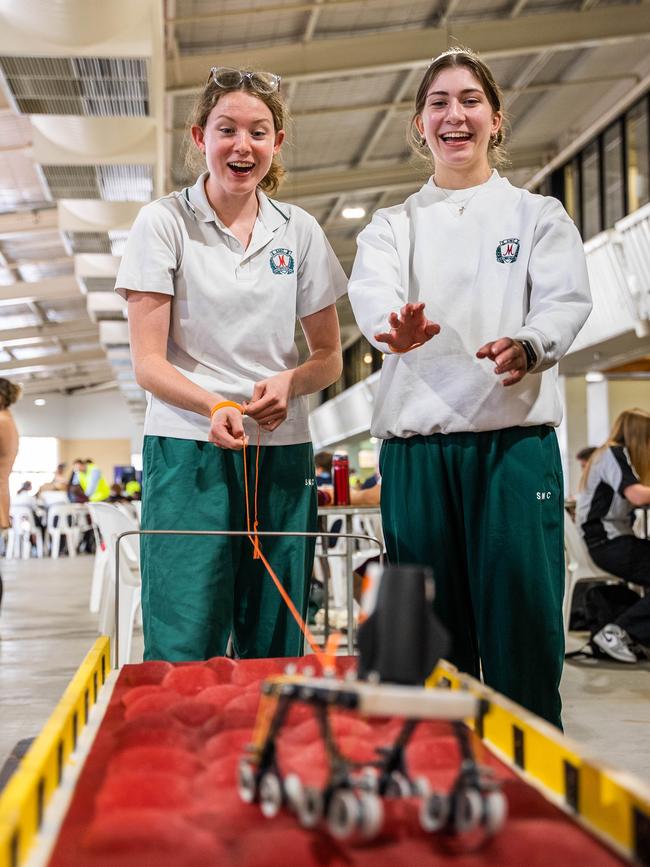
top-left (415, 65), bottom-right (502, 188)
top-left (191, 90), bottom-right (285, 204)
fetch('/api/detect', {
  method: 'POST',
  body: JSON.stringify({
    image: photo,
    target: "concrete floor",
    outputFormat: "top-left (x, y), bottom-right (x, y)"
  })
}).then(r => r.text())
top-left (1, 555), bottom-right (649, 783)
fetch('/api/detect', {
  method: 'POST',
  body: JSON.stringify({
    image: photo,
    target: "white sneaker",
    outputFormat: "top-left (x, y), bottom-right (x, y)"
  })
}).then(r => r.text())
top-left (592, 624), bottom-right (637, 663)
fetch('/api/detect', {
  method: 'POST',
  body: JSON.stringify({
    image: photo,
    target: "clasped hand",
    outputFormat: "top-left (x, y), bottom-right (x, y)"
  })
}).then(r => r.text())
top-left (209, 371), bottom-right (294, 450)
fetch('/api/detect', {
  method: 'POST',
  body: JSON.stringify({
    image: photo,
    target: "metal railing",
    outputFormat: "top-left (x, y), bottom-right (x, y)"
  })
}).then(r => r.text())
top-left (114, 529), bottom-right (384, 667)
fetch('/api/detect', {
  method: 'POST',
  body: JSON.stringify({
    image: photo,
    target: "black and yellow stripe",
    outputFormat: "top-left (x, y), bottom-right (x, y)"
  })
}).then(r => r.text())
top-left (0, 637), bottom-right (110, 867)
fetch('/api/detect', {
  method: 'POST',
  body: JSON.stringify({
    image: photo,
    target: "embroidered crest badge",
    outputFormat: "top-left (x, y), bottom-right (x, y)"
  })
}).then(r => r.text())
top-left (496, 238), bottom-right (520, 263)
top-left (269, 248), bottom-right (295, 275)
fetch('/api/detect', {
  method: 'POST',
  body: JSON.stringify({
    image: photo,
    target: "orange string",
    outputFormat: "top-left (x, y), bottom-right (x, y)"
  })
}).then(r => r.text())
top-left (237, 412), bottom-right (326, 662)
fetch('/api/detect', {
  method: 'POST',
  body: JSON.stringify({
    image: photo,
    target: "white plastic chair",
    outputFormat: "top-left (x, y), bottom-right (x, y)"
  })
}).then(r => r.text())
top-left (563, 509), bottom-right (622, 638)
top-left (39, 490), bottom-right (69, 508)
top-left (6, 506), bottom-right (43, 559)
top-left (45, 504), bottom-right (82, 558)
top-left (88, 502), bottom-right (141, 666)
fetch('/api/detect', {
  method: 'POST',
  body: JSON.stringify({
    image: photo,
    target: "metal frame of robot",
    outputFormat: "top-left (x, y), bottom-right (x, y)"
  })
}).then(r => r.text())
top-left (237, 673), bottom-right (506, 845)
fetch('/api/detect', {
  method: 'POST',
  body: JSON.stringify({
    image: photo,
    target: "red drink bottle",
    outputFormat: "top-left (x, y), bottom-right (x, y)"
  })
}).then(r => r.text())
top-left (332, 453), bottom-right (350, 506)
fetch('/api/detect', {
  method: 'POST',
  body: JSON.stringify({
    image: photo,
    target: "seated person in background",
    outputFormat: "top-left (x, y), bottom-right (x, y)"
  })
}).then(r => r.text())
top-left (576, 446), bottom-right (596, 471)
top-left (108, 482), bottom-right (131, 504)
top-left (124, 479), bottom-right (142, 500)
top-left (361, 470), bottom-right (380, 490)
top-left (38, 463), bottom-right (69, 494)
top-left (314, 451), bottom-right (333, 486)
top-left (71, 458), bottom-right (110, 503)
top-left (576, 408), bottom-right (650, 662)
top-left (68, 483), bottom-right (88, 504)
top-left (13, 481), bottom-right (36, 507)
top-left (318, 483), bottom-right (381, 507)
top-left (11, 481), bottom-right (45, 531)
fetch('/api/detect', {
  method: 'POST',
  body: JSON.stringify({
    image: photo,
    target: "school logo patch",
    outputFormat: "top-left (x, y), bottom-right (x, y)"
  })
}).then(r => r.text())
top-left (496, 238), bottom-right (520, 263)
top-left (269, 248), bottom-right (295, 275)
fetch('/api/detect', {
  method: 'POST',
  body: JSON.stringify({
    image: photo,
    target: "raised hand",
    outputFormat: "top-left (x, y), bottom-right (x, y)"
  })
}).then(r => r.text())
top-left (476, 337), bottom-right (527, 387)
top-left (375, 302), bottom-right (440, 353)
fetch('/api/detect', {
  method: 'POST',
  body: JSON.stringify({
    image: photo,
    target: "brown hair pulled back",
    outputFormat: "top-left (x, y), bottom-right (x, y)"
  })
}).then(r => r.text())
top-left (0, 378), bottom-right (22, 409)
top-left (408, 46), bottom-right (508, 171)
top-left (580, 407), bottom-right (650, 489)
top-left (185, 70), bottom-right (286, 196)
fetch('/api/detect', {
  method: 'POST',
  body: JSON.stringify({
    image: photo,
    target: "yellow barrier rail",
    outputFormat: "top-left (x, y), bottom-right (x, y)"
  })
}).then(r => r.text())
top-left (0, 637), bottom-right (110, 867)
top-left (430, 661), bottom-right (650, 866)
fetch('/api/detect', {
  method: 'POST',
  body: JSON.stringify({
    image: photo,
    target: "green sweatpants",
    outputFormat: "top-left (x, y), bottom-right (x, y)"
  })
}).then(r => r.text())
top-left (141, 436), bottom-right (317, 662)
top-left (380, 426), bottom-right (564, 728)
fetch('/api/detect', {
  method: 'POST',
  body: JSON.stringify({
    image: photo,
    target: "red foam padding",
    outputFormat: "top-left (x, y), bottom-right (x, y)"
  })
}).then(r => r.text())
top-left (161, 665), bottom-right (222, 696)
top-left (96, 771), bottom-right (193, 812)
top-left (106, 746), bottom-right (203, 779)
top-left (205, 656), bottom-right (237, 681)
top-left (170, 699), bottom-right (218, 728)
top-left (204, 728), bottom-right (252, 762)
top-left (121, 684), bottom-right (169, 707)
top-left (83, 809), bottom-right (224, 866)
top-left (123, 691), bottom-right (180, 721)
top-left (46, 658), bottom-right (628, 867)
top-left (122, 660), bottom-right (172, 686)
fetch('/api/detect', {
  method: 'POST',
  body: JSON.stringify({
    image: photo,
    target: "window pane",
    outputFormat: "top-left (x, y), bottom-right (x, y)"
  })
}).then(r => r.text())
top-left (582, 141), bottom-right (601, 240)
top-left (564, 159), bottom-right (582, 230)
top-left (626, 99), bottom-right (649, 212)
top-left (603, 123), bottom-right (624, 227)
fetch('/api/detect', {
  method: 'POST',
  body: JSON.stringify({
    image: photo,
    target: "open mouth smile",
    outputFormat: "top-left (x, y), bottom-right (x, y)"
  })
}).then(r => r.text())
top-left (227, 161), bottom-right (255, 175)
top-left (440, 132), bottom-right (473, 144)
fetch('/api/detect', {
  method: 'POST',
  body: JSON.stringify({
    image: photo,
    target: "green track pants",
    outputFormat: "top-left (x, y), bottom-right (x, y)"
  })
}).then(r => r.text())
top-left (379, 426), bottom-right (564, 728)
top-left (141, 436), bottom-right (317, 662)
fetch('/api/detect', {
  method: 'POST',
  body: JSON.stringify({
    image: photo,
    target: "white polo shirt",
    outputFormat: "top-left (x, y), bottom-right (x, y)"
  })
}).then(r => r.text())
top-left (115, 173), bottom-right (347, 445)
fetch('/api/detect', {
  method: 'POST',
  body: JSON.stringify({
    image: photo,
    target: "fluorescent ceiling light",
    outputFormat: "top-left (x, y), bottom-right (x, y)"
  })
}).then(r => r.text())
top-left (342, 206), bottom-right (366, 219)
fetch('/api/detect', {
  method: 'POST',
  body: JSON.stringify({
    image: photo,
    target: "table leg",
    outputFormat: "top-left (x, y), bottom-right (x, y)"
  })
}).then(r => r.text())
top-left (346, 514), bottom-right (354, 653)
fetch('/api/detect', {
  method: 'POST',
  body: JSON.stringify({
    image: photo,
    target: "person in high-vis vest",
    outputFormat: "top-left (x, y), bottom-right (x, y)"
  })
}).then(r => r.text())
top-left (348, 47), bottom-right (592, 729)
top-left (72, 458), bottom-right (110, 502)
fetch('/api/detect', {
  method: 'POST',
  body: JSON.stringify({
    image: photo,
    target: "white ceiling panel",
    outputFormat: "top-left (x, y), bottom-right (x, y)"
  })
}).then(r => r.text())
top-left (0, 55), bottom-right (150, 117)
top-left (315, 0), bottom-right (439, 37)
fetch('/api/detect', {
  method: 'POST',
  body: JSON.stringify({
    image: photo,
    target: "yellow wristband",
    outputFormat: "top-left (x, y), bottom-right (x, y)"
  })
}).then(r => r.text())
top-left (210, 400), bottom-right (244, 417)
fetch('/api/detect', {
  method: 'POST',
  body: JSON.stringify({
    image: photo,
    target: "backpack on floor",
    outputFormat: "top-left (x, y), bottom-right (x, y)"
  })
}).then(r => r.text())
top-left (565, 583), bottom-right (643, 661)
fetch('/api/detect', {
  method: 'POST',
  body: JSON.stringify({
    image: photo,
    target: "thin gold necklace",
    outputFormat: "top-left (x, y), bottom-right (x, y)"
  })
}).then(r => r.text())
top-left (434, 175), bottom-right (490, 216)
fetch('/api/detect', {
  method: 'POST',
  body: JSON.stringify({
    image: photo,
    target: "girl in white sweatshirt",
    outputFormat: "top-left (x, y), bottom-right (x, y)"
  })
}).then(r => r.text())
top-left (348, 47), bottom-right (592, 728)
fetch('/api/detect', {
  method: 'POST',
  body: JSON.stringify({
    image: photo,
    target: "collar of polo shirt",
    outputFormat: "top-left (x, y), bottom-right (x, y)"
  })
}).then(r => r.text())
top-left (187, 171), bottom-right (288, 232)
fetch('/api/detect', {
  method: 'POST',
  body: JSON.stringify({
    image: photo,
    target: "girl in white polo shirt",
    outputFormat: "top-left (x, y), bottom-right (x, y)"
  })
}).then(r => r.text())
top-left (348, 47), bottom-right (592, 728)
top-left (116, 68), bottom-right (346, 662)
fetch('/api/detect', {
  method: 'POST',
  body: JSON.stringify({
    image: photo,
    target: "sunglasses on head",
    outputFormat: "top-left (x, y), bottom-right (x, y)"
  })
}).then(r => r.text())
top-left (209, 67), bottom-right (281, 95)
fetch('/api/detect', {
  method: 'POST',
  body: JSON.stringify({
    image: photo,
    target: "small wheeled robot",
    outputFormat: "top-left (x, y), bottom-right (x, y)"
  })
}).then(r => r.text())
top-left (238, 564), bottom-right (507, 845)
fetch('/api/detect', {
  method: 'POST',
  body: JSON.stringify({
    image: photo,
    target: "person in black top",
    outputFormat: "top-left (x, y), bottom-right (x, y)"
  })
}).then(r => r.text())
top-left (576, 408), bottom-right (650, 662)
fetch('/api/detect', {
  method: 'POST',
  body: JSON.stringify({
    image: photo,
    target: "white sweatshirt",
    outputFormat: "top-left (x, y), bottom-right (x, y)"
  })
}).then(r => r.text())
top-left (348, 171), bottom-right (592, 438)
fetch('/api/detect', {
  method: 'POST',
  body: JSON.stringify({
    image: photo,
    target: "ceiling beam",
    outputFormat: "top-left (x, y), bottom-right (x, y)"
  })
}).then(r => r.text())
top-left (18, 371), bottom-right (116, 395)
top-left (0, 208), bottom-right (58, 237)
top-left (0, 320), bottom-right (97, 346)
top-left (281, 146), bottom-right (549, 201)
top-left (168, 72), bottom-right (641, 130)
top-left (168, 4), bottom-right (650, 90)
top-left (0, 276), bottom-right (82, 306)
top-left (0, 348), bottom-right (107, 376)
